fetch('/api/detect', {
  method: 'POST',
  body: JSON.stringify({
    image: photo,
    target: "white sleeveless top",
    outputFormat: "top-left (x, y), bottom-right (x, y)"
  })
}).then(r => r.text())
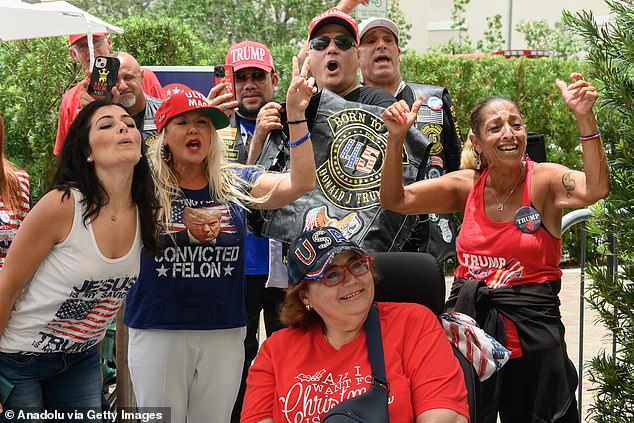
top-left (0, 189), bottom-right (141, 353)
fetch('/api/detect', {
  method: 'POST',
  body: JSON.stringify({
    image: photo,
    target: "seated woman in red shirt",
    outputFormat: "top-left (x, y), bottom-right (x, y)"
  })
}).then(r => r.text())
top-left (241, 226), bottom-right (469, 423)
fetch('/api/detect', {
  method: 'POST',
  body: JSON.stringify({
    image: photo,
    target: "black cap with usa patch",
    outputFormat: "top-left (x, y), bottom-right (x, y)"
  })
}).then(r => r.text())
top-left (287, 226), bottom-right (368, 286)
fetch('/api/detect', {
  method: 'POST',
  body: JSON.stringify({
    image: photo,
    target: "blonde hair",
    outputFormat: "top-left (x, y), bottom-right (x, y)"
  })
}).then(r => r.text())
top-left (460, 131), bottom-right (487, 171)
top-left (148, 125), bottom-right (266, 228)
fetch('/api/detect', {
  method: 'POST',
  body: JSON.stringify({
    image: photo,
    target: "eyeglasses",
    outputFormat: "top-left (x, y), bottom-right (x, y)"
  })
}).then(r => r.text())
top-left (73, 37), bottom-right (107, 53)
top-left (309, 35), bottom-right (357, 51)
top-left (316, 256), bottom-right (372, 287)
top-left (234, 71), bottom-right (269, 84)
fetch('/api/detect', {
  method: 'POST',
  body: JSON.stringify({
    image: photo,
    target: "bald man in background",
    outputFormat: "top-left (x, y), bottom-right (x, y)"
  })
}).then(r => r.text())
top-left (55, 34), bottom-right (165, 153)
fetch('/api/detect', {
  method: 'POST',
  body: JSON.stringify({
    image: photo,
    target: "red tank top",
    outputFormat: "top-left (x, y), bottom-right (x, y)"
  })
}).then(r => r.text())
top-left (454, 159), bottom-right (562, 356)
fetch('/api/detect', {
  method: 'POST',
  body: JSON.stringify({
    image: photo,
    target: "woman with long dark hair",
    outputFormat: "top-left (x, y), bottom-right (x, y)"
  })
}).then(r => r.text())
top-left (0, 100), bottom-right (159, 413)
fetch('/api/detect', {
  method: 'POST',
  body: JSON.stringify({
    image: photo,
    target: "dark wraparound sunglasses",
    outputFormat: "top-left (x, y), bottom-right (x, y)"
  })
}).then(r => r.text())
top-left (309, 35), bottom-right (357, 51)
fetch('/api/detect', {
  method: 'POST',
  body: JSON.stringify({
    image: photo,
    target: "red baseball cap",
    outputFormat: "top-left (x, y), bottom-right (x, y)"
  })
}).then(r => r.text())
top-left (162, 83), bottom-right (190, 97)
top-left (308, 8), bottom-right (359, 45)
top-left (155, 89), bottom-right (230, 133)
top-left (69, 32), bottom-right (108, 46)
top-left (226, 41), bottom-right (275, 72)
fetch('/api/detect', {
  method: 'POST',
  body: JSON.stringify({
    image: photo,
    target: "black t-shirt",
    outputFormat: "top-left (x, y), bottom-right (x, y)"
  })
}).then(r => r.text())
top-left (396, 84), bottom-right (416, 107)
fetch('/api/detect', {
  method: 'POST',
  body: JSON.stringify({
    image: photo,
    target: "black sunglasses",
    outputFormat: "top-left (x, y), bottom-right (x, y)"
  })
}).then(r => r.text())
top-left (310, 35), bottom-right (357, 51)
top-left (234, 70), bottom-right (268, 83)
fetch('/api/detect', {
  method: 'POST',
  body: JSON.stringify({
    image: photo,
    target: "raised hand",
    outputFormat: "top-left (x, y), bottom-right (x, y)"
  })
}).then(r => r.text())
top-left (336, 0), bottom-right (370, 14)
top-left (255, 102), bottom-right (283, 135)
top-left (248, 102), bottom-right (284, 164)
top-left (381, 97), bottom-right (424, 140)
top-left (285, 56), bottom-right (317, 119)
top-left (556, 73), bottom-right (598, 118)
top-left (207, 82), bottom-right (238, 114)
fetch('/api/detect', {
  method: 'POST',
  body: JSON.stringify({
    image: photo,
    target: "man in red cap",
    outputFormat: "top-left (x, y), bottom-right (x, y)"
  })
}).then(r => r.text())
top-left (301, 8), bottom-right (395, 128)
top-left (54, 33), bottom-right (165, 155)
top-left (222, 40), bottom-right (287, 423)
top-left (222, 40), bottom-right (280, 165)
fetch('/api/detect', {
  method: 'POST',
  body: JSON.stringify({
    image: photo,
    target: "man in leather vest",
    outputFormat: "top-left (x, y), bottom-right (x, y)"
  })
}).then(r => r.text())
top-left (358, 17), bottom-right (463, 260)
top-left (223, 40), bottom-right (287, 423)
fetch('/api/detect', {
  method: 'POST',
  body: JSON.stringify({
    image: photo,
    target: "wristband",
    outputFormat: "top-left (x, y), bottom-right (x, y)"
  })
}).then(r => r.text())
top-left (579, 131), bottom-right (601, 141)
top-left (287, 119), bottom-right (307, 125)
top-left (289, 131), bottom-right (311, 148)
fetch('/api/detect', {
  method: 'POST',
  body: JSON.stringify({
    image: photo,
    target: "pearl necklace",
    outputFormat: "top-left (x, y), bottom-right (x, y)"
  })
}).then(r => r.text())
top-left (488, 165), bottom-right (524, 212)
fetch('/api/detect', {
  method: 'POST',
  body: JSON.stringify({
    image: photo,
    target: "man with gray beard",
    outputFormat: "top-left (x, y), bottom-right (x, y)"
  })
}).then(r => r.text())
top-left (80, 52), bottom-right (162, 144)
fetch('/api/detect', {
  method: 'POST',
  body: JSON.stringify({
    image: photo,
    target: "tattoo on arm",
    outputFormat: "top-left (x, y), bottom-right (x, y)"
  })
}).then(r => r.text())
top-left (562, 172), bottom-right (575, 198)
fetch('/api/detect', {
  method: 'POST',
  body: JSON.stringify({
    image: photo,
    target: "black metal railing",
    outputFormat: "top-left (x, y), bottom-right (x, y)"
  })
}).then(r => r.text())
top-left (561, 208), bottom-right (618, 419)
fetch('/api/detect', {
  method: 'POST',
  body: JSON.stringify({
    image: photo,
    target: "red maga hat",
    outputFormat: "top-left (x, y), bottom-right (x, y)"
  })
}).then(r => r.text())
top-left (308, 8), bottom-right (359, 45)
top-left (155, 89), bottom-right (230, 133)
top-left (226, 41), bottom-right (275, 72)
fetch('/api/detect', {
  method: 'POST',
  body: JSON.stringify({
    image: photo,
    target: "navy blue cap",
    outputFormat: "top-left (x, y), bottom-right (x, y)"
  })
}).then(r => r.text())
top-left (287, 227), bottom-right (368, 286)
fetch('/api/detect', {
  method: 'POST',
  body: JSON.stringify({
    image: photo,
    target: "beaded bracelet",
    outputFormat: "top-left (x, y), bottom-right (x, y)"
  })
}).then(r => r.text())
top-left (289, 131), bottom-right (311, 148)
top-left (579, 131), bottom-right (601, 142)
top-left (287, 119), bottom-right (307, 125)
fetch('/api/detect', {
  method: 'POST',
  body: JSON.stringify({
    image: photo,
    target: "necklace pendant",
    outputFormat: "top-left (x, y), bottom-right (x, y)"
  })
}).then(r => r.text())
top-left (497, 204), bottom-right (504, 211)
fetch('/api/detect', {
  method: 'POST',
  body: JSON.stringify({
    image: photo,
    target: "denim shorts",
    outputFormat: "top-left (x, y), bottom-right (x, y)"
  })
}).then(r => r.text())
top-left (0, 346), bottom-right (102, 422)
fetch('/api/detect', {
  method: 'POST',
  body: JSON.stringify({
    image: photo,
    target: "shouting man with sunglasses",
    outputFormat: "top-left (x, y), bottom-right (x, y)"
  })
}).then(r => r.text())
top-left (305, 8), bottom-right (395, 115)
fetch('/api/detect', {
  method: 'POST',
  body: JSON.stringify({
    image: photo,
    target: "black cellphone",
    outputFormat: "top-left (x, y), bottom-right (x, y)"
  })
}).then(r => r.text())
top-left (213, 64), bottom-right (236, 100)
top-left (87, 56), bottom-right (120, 101)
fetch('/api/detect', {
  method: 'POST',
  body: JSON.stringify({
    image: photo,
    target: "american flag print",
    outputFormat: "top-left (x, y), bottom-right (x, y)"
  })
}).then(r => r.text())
top-left (441, 311), bottom-right (511, 381)
top-left (44, 297), bottom-right (120, 343)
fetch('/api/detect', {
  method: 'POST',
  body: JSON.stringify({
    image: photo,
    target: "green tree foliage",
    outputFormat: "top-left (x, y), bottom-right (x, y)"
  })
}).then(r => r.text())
top-left (112, 16), bottom-right (215, 66)
top-left (516, 18), bottom-right (583, 58)
top-left (477, 14), bottom-right (504, 53)
top-left (428, 0), bottom-right (475, 54)
top-left (0, 37), bottom-right (77, 199)
top-left (69, 0), bottom-right (151, 19)
top-left (400, 54), bottom-right (587, 170)
top-left (387, 0), bottom-right (412, 49)
top-left (71, 0), bottom-right (333, 46)
top-left (562, 1), bottom-right (634, 420)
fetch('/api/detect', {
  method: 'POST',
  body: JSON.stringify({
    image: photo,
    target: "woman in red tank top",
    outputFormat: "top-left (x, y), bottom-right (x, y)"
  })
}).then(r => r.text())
top-left (379, 73), bottom-right (609, 423)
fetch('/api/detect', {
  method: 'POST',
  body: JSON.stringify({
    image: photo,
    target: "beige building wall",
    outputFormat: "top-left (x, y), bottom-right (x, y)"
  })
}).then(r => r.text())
top-left (399, 0), bottom-right (611, 53)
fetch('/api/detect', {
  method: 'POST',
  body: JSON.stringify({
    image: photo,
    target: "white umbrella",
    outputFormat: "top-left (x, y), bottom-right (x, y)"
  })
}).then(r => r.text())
top-left (0, 0), bottom-right (123, 42)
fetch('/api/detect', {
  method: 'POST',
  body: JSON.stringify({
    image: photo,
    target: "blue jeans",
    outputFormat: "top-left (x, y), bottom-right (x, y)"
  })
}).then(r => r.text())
top-left (0, 346), bottom-right (102, 422)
